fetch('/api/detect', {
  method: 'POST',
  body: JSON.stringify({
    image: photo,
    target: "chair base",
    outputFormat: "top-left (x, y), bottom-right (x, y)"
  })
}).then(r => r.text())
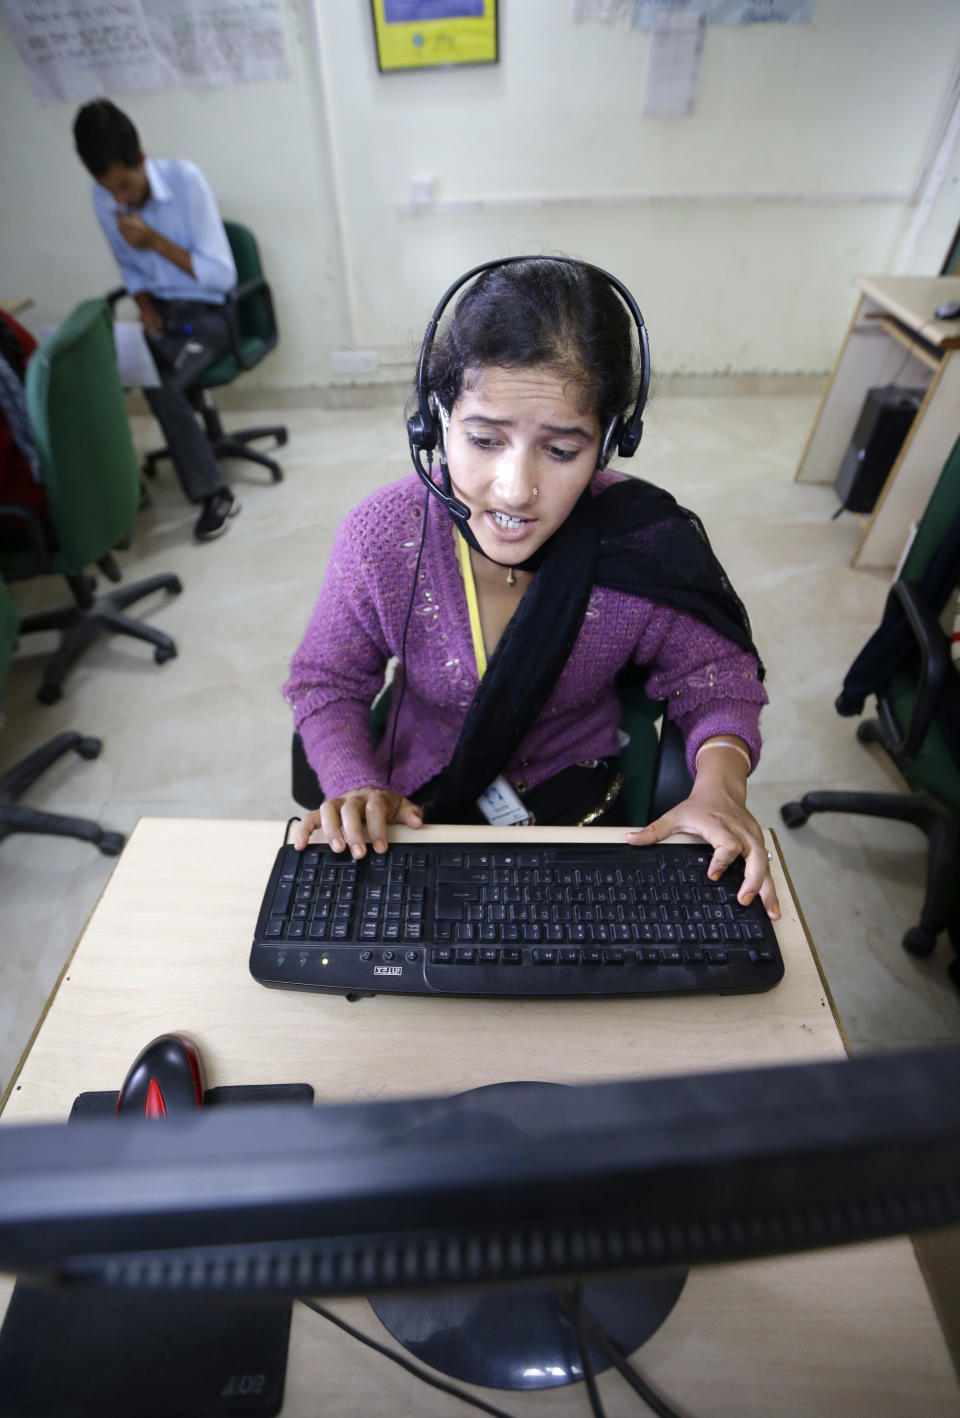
top-left (143, 392), bottom-right (286, 485)
top-left (780, 782), bottom-right (958, 958)
top-left (20, 572), bottom-right (182, 705)
top-left (0, 732), bottom-right (124, 854)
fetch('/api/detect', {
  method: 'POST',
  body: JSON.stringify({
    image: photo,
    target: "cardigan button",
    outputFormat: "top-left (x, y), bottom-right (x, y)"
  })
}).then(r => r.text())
top-left (519, 758), bottom-right (529, 767)
top-left (515, 780), bottom-right (527, 793)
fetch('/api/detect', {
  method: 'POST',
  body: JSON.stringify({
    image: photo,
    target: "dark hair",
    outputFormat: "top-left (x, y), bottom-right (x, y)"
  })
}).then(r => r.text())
top-left (73, 99), bottom-right (141, 177)
top-left (425, 258), bottom-right (638, 429)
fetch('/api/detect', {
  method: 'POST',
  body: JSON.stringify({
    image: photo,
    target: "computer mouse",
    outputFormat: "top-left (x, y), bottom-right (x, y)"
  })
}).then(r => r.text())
top-left (934, 299), bottom-right (960, 320)
top-left (116, 1034), bottom-right (205, 1117)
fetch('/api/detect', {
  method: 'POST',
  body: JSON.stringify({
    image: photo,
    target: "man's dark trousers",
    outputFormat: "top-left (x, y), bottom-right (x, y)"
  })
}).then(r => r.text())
top-left (145, 298), bottom-right (231, 504)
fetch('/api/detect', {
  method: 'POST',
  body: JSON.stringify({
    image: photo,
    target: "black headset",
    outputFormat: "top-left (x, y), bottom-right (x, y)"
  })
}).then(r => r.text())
top-left (405, 255), bottom-right (651, 529)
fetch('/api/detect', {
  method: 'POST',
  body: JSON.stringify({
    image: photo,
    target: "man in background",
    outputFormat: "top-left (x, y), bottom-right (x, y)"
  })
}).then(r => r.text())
top-left (73, 99), bottom-right (240, 542)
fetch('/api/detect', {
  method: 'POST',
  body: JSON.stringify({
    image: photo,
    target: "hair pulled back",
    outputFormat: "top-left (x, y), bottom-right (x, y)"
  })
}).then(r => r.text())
top-left (426, 258), bottom-right (638, 431)
top-left (73, 100), bottom-right (141, 177)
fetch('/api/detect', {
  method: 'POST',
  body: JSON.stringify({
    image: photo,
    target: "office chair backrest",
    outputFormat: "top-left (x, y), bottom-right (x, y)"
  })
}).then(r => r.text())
top-left (223, 221), bottom-right (275, 346)
top-left (25, 300), bottom-right (139, 573)
top-left (901, 434), bottom-right (960, 583)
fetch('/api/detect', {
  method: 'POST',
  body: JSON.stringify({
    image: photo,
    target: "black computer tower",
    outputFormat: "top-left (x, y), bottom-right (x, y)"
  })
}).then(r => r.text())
top-left (834, 385), bottom-right (925, 514)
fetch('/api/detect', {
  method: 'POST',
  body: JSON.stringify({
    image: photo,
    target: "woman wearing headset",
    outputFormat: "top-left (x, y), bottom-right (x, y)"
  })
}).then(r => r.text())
top-left (285, 258), bottom-right (778, 919)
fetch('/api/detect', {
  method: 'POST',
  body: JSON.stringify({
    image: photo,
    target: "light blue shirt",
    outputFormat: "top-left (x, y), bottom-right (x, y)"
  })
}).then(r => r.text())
top-left (92, 157), bottom-right (237, 305)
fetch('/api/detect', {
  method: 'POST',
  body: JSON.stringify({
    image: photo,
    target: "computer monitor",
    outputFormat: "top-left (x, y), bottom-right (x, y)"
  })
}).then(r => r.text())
top-left (2, 1046), bottom-right (960, 1400)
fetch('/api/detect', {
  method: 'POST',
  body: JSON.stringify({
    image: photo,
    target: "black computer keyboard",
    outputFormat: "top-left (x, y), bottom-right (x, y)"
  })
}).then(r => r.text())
top-left (249, 840), bottom-right (784, 999)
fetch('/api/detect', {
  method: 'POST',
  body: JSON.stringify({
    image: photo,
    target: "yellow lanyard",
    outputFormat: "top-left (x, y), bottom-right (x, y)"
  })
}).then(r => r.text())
top-left (454, 526), bottom-right (488, 679)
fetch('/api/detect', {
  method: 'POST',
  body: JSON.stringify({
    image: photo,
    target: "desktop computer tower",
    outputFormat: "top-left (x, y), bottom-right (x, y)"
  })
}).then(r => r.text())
top-left (834, 385), bottom-right (925, 514)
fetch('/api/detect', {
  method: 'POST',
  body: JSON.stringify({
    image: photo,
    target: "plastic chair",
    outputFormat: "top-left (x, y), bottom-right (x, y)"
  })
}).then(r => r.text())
top-left (781, 434), bottom-right (960, 974)
top-left (0, 299), bottom-right (182, 704)
top-left (0, 578), bottom-right (124, 854)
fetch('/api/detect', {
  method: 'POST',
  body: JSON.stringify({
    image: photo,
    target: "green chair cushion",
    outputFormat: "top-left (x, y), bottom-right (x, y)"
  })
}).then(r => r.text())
top-left (197, 338), bottom-right (269, 390)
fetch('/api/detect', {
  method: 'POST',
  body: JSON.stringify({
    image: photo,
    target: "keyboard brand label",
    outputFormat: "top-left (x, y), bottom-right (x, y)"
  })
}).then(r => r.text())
top-left (374, 965), bottom-right (403, 976)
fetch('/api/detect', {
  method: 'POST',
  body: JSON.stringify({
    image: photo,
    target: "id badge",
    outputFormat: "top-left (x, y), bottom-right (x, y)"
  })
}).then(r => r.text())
top-left (476, 774), bottom-right (536, 827)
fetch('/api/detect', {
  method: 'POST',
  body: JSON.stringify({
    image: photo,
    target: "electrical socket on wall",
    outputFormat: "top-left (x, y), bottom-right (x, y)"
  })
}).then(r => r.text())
top-left (331, 349), bottom-right (379, 374)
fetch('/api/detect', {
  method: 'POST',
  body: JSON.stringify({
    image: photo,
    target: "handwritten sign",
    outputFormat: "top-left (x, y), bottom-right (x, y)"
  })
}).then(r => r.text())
top-left (1, 0), bottom-right (289, 100)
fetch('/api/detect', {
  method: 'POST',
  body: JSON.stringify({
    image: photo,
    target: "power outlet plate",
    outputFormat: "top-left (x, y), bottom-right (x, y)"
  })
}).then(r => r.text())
top-left (331, 349), bottom-right (379, 375)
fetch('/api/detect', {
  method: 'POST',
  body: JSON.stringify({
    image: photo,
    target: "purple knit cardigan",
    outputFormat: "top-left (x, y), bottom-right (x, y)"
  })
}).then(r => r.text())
top-left (284, 470), bottom-right (768, 804)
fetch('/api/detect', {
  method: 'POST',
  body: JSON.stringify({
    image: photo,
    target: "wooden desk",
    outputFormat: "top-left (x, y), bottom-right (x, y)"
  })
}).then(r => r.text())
top-left (796, 274), bottom-right (960, 569)
top-left (1, 818), bottom-right (958, 1417)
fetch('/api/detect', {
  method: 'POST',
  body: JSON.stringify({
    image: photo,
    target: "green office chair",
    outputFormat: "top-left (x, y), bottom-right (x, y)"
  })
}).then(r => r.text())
top-left (291, 673), bottom-right (692, 825)
top-left (140, 221), bottom-right (287, 484)
top-left (0, 578), bottom-right (124, 853)
top-left (781, 434), bottom-right (960, 975)
top-left (0, 299), bottom-right (182, 705)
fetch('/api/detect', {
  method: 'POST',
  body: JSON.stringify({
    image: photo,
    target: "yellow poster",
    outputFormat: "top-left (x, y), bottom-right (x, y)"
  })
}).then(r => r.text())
top-left (370, 0), bottom-right (498, 72)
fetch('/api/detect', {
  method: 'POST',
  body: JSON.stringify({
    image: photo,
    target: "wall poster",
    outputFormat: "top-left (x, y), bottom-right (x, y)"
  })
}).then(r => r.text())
top-left (369, 0), bottom-right (498, 73)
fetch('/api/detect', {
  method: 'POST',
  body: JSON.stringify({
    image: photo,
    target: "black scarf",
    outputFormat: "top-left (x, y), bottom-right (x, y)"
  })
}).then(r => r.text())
top-left (419, 476), bottom-right (763, 823)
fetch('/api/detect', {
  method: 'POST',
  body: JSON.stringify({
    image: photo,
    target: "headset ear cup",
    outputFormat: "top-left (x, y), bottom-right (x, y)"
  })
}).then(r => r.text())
top-left (407, 411), bottom-right (437, 453)
top-left (618, 415), bottom-right (644, 459)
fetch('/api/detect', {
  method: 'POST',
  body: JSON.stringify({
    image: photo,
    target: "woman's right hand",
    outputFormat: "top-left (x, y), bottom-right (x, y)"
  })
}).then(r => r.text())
top-left (293, 788), bottom-right (423, 856)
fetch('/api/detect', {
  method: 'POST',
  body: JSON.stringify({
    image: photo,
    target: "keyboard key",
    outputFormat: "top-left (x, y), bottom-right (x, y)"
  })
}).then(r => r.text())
top-left (533, 949), bottom-right (557, 964)
top-left (431, 947), bottom-right (452, 964)
top-left (479, 947), bottom-right (499, 963)
top-left (455, 948), bottom-right (477, 963)
top-left (501, 948), bottom-right (522, 964)
top-left (558, 948), bottom-right (579, 964)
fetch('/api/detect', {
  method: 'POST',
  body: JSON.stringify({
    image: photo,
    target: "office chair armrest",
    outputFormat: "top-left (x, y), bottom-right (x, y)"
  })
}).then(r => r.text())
top-left (878, 580), bottom-right (953, 758)
top-left (0, 502), bottom-right (50, 578)
top-left (105, 287), bottom-right (130, 310)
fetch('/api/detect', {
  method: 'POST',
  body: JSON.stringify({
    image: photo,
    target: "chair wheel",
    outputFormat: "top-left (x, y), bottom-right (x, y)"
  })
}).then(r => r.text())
top-left (37, 683), bottom-right (62, 705)
top-left (780, 802), bottom-right (808, 829)
top-left (154, 645), bottom-right (177, 665)
top-left (856, 720), bottom-right (881, 745)
top-left (77, 737), bottom-right (102, 760)
top-left (903, 926), bottom-right (937, 958)
top-left (98, 831), bottom-right (125, 857)
top-left (271, 467), bottom-right (284, 482)
top-left (167, 576), bottom-right (184, 596)
top-left (276, 430), bottom-right (289, 447)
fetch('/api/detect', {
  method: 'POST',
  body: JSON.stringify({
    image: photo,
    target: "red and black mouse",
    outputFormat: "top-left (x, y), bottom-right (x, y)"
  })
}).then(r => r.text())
top-left (116, 1034), bottom-right (205, 1118)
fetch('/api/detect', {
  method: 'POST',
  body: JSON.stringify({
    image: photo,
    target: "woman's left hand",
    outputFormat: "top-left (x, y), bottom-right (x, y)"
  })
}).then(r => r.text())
top-left (625, 778), bottom-right (780, 920)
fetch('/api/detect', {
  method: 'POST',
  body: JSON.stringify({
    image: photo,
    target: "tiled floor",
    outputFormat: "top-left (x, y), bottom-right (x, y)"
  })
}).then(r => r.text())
top-left (2, 393), bottom-right (958, 1093)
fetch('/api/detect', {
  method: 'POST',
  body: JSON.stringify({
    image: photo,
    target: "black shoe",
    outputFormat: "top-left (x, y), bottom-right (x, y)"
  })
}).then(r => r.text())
top-left (194, 490), bottom-right (240, 541)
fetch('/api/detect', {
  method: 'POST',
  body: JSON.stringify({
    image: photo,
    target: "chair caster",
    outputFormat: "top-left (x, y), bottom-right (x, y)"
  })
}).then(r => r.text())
top-left (98, 831), bottom-right (125, 857)
top-left (276, 430), bottom-right (289, 447)
top-left (856, 720), bottom-right (882, 746)
top-left (154, 645), bottom-right (177, 665)
top-left (780, 802), bottom-right (808, 829)
top-left (36, 683), bottom-right (62, 706)
top-left (167, 576), bottom-right (183, 596)
top-left (903, 926), bottom-right (937, 958)
top-left (271, 466), bottom-right (284, 483)
top-left (77, 737), bottom-right (102, 760)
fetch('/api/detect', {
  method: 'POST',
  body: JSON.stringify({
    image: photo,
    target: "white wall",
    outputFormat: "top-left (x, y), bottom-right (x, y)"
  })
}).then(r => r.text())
top-left (2, 0), bottom-right (959, 385)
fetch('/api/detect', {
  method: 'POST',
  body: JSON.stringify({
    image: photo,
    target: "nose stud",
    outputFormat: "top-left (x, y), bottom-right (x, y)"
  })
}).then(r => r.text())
top-left (532, 487), bottom-right (539, 497)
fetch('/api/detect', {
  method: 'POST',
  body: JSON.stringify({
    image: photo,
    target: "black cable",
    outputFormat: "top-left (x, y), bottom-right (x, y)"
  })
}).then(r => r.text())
top-left (571, 1284), bottom-right (608, 1418)
top-left (385, 481), bottom-right (431, 786)
top-left (299, 1298), bottom-right (520, 1418)
top-left (283, 815), bottom-right (300, 846)
top-left (577, 1299), bottom-right (687, 1418)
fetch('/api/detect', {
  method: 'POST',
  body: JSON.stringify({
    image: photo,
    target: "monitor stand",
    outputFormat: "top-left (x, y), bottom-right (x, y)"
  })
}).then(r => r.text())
top-left (370, 1082), bottom-right (687, 1393)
